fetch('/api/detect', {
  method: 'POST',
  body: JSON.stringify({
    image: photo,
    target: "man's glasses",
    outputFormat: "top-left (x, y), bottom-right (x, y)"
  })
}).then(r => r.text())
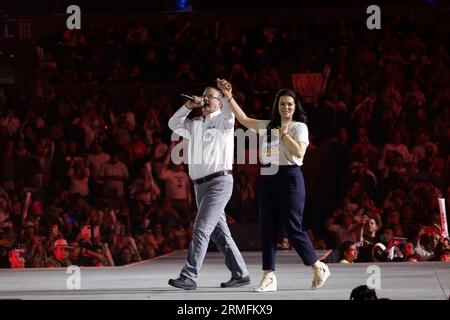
top-left (201, 95), bottom-right (221, 101)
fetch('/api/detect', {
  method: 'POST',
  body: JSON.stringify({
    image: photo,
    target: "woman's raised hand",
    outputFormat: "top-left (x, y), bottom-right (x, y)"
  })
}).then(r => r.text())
top-left (216, 78), bottom-right (232, 98)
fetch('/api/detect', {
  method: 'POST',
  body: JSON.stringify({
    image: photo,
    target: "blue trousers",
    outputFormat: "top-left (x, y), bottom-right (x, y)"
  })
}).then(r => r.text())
top-left (260, 165), bottom-right (318, 270)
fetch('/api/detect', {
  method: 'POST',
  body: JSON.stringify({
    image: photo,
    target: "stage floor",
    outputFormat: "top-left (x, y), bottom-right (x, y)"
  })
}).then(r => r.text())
top-left (0, 251), bottom-right (449, 300)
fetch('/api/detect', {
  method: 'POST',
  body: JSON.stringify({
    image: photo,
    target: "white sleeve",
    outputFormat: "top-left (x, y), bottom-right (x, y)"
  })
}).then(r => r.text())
top-left (221, 100), bottom-right (235, 129)
top-left (293, 123), bottom-right (309, 146)
top-left (168, 105), bottom-right (193, 139)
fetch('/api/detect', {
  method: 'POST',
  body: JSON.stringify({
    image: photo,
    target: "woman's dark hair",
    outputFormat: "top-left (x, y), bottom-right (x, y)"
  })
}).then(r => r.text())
top-left (266, 88), bottom-right (307, 133)
top-left (350, 285), bottom-right (378, 300)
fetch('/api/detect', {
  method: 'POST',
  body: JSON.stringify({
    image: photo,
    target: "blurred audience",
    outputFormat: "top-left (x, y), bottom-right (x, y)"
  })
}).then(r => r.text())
top-left (1, 12), bottom-right (449, 268)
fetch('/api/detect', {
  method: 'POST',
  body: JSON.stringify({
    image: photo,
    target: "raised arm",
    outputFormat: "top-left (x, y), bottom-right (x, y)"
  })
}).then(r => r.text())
top-left (168, 96), bottom-right (203, 138)
top-left (217, 78), bottom-right (263, 132)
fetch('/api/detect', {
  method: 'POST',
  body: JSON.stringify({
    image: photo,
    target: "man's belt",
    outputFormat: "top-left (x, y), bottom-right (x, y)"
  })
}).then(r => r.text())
top-left (193, 170), bottom-right (233, 184)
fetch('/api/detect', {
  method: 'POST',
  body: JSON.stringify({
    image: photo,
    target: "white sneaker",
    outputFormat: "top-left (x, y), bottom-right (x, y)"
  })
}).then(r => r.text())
top-left (311, 262), bottom-right (330, 289)
top-left (253, 273), bottom-right (277, 292)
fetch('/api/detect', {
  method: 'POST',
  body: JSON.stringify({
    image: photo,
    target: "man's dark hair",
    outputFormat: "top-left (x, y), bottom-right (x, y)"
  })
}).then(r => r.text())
top-left (340, 240), bottom-right (356, 259)
top-left (350, 285), bottom-right (378, 300)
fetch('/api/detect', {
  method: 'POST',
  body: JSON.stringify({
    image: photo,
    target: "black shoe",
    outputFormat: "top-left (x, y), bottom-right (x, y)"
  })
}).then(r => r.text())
top-left (220, 275), bottom-right (251, 288)
top-left (168, 276), bottom-right (197, 290)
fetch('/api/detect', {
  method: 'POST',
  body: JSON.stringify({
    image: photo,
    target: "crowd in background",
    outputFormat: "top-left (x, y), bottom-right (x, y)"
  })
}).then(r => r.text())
top-left (1, 11), bottom-right (449, 268)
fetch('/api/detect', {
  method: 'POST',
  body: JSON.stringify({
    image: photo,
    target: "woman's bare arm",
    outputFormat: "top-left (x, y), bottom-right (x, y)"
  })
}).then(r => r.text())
top-left (217, 78), bottom-right (264, 132)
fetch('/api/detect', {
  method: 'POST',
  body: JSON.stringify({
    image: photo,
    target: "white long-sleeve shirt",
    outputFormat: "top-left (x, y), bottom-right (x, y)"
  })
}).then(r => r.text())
top-left (168, 103), bottom-right (235, 180)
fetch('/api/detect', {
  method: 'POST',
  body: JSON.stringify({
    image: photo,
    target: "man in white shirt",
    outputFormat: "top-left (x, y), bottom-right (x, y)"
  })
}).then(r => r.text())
top-left (378, 131), bottom-right (410, 178)
top-left (159, 164), bottom-right (192, 223)
top-left (410, 131), bottom-right (438, 164)
top-left (98, 151), bottom-right (129, 197)
top-left (88, 143), bottom-right (111, 177)
top-left (167, 86), bottom-right (249, 290)
top-left (380, 132), bottom-right (410, 163)
top-left (87, 143), bottom-right (110, 195)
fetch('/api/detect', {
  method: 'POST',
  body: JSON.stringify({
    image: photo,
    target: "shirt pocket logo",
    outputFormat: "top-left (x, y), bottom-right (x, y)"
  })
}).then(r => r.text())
top-left (203, 128), bottom-right (217, 142)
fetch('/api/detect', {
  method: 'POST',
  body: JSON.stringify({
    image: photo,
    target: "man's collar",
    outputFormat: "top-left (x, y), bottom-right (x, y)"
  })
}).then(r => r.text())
top-left (202, 108), bottom-right (221, 120)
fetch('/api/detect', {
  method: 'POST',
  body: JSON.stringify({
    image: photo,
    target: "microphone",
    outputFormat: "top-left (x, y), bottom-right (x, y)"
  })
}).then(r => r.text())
top-left (180, 94), bottom-right (195, 101)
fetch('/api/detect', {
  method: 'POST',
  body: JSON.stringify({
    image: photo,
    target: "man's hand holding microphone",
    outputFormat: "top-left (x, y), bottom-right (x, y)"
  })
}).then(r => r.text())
top-left (180, 94), bottom-right (203, 109)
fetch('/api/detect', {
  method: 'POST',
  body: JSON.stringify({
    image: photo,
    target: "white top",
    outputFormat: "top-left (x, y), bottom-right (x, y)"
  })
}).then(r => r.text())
top-left (159, 169), bottom-right (191, 200)
top-left (258, 120), bottom-right (309, 166)
top-left (88, 153), bottom-right (110, 176)
top-left (98, 161), bottom-right (129, 196)
top-left (168, 104), bottom-right (235, 180)
top-left (382, 143), bottom-right (410, 162)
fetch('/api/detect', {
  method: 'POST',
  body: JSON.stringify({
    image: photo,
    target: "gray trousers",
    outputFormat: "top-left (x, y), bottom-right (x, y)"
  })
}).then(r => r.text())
top-left (180, 174), bottom-right (249, 281)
